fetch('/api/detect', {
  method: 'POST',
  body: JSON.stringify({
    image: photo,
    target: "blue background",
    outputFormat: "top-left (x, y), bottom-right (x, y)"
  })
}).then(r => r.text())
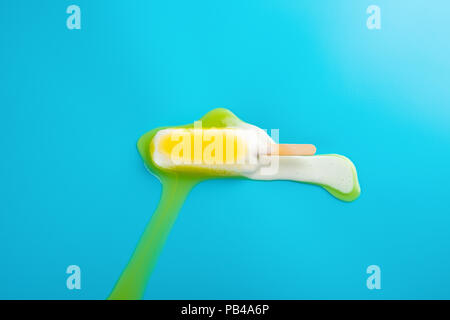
top-left (1, 1), bottom-right (449, 299)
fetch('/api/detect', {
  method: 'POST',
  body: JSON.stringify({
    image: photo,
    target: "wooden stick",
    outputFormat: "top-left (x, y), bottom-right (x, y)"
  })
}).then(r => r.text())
top-left (269, 144), bottom-right (316, 156)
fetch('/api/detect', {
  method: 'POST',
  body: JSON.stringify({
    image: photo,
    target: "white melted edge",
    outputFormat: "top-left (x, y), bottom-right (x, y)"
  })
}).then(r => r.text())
top-left (245, 155), bottom-right (358, 195)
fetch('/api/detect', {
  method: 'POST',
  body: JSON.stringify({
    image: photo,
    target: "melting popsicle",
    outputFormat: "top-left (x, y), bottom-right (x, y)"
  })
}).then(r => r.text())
top-left (108, 108), bottom-right (360, 300)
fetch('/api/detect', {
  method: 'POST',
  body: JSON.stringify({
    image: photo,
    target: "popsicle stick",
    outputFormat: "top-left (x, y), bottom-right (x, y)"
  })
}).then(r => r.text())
top-left (269, 144), bottom-right (316, 156)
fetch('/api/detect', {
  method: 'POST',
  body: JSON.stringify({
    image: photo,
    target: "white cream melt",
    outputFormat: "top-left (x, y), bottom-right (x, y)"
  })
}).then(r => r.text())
top-left (246, 155), bottom-right (358, 195)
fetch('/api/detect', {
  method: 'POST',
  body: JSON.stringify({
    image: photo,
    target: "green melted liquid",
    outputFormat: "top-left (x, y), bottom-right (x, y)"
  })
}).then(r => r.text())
top-left (108, 108), bottom-right (360, 300)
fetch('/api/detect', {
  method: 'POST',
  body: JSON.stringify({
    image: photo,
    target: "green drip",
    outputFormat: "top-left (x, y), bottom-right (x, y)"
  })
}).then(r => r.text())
top-left (108, 177), bottom-right (195, 300)
top-left (108, 108), bottom-right (360, 300)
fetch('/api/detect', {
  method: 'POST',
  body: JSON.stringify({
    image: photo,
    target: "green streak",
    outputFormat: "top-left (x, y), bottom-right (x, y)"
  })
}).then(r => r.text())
top-left (108, 177), bottom-right (195, 300)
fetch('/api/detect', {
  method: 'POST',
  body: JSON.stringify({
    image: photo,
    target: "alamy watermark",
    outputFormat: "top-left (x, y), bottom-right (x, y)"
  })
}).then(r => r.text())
top-left (66, 265), bottom-right (81, 290)
top-left (66, 5), bottom-right (81, 30)
top-left (367, 5), bottom-right (381, 30)
top-left (366, 265), bottom-right (381, 290)
top-left (157, 120), bottom-right (281, 175)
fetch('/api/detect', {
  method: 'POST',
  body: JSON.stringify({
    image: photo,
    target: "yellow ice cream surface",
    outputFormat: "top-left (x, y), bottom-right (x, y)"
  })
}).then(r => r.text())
top-left (154, 128), bottom-right (248, 166)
